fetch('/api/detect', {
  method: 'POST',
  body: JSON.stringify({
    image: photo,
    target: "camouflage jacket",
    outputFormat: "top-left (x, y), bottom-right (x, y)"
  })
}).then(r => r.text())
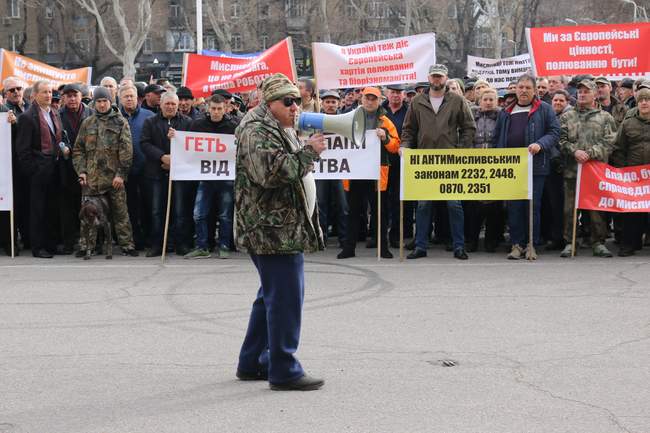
top-left (611, 110), bottom-right (650, 167)
top-left (559, 106), bottom-right (616, 178)
top-left (234, 103), bottom-right (324, 255)
top-left (600, 96), bottom-right (628, 127)
top-left (73, 106), bottom-right (133, 194)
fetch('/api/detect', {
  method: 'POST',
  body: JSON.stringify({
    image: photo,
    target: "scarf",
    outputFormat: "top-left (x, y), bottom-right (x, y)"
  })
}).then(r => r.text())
top-left (38, 107), bottom-right (62, 155)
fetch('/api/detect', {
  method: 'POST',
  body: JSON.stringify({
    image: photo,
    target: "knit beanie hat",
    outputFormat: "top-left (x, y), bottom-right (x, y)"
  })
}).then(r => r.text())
top-left (262, 73), bottom-right (299, 102)
top-left (93, 86), bottom-right (112, 103)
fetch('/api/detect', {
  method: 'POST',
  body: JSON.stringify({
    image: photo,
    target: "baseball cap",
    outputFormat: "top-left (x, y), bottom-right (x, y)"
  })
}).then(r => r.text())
top-left (386, 84), bottom-right (405, 91)
top-left (144, 84), bottom-right (165, 94)
top-left (212, 88), bottom-right (233, 99)
top-left (62, 83), bottom-right (82, 94)
top-left (577, 79), bottom-right (596, 91)
top-left (321, 90), bottom-right (341, 99)
top-left (428, 64), bottom-right (448, 76)
top-left (620, 78), bottom-right (634, 89)
top-left (594, 76), bottom-right (610, 86)
top-left (176, 86), bottom-right (194, 99)
top-left (361, 87), bottom-right (381, 98)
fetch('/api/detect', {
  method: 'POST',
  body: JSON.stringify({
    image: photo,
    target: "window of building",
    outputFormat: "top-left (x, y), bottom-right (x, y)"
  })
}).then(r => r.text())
top-left (285, 0), bottom-right (305, 18)
top-left (231, 0), bottom-right (240, 18)
top-left (260, 34), bottom-right (269, 50)
top-left (205, 35), bottom-right (216, 50)
top-left (8, 33), bottom-right (21, 51)
top-left (170, 0), bottom-right (180, 18)
top-left (475, 31), bottom-right (492, 49)
top-left (177, 32), bottom-right (193, 51)
top-left (447, 3), bottom-right (457, 19)
top-left (368, 1), bottom-right (389, 18)
top-left (45, 34), bottom-right (56, 54)
top-left (231, 33), bottom-right (243, 51)
top-left (8, 0), bottom-right (20, 18)
top-left (143, 36), bottom-right (152, 54)
top-left (74, 33), bottom-right (88, 52)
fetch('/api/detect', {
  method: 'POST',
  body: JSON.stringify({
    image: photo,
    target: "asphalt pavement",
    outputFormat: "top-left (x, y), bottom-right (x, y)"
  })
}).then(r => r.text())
top-left (1, 245), bottom-right (649, 433)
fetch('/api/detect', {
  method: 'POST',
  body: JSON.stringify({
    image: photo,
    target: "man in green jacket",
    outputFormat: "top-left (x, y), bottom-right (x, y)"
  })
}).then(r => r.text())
top-left (559, 80), bottom-right (617, 258)
top-left (235, 73), bottom-right (327, 391)
top-left (73, 87), bottom-right (138, 257)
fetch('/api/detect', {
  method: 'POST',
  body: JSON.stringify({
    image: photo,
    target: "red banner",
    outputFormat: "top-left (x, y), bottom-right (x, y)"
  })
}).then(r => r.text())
top-left (182, 38), bottom-right (296, 98)
top-left (526, 22), bottom-right (650, 80)
top-left (577, 161), bottom-right (650, 212)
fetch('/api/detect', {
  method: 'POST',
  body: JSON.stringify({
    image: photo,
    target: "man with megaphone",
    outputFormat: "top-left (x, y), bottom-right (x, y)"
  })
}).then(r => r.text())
top-left (337, 87), bottom-right (400, 259)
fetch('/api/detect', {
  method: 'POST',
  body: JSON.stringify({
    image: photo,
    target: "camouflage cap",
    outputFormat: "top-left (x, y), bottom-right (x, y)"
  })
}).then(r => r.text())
top-left (594, 76), bottom-right (610, 86)
top-left (637, 88), bottom-right (650, 101)
top-left (262, 73), bottom-right (299, 102)
top-left (577, 79), bottom-right (596, 92)
top-left (428, 64), bottom-right (448, 76)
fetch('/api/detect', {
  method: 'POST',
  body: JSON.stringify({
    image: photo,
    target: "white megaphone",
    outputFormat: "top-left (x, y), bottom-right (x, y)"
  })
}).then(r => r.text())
top-left (296, 107), bottom-right (366, 147)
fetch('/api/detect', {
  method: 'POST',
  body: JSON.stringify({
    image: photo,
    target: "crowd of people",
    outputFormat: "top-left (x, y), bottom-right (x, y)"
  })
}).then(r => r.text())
top-left (0, 64), bottom-right (649, 260)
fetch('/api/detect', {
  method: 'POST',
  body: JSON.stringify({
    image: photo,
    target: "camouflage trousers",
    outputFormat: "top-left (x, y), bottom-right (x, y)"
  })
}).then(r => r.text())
top-left (79, 188), bottom-right (135, 251)
top-left (563, 178), bottom-right (609, 246)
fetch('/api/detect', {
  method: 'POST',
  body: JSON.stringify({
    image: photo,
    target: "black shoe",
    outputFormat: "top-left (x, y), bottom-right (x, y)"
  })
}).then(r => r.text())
top-left (33, 249), bottom-right (53, 258)
top-left (236, 369), bottom-right (268, 381)
top-left (122, 248), bottom-right (139, 257)
top-left (270, 374), bottom-right (324, 391)
top-left (366, 239), bottom-right (377, 248)
top-left (337, 249), bottom-right (355, 259)
top-left (407, 249), bottom-right (427, 259)
top-left (146, 248), bottom-right (162, 258)
top-left (380, 249), bottom-right (393, 259)
top-left (454, 249), bottom-right (469, 260)
top-left (618, 248), bottom-right (635, 257)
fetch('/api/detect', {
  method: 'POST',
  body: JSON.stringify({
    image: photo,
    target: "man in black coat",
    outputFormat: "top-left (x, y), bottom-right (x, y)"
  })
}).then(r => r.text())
top-left (140, 91), bottom-right (193, 257)
top-left (15, 81), bottom-right (65, 258)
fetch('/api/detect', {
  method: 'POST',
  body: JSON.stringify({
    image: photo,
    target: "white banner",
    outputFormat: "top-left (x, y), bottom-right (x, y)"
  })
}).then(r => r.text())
top-left (0, 113), bottom-right (12, 211)
top-left (170, 131), bottom-right (236, 181)
top-left (312, 33), bottom-right (436, 89)
top-left (311, 131), bottom-right (380, 180)
top-left (466, 53), bottom-right (532, 89)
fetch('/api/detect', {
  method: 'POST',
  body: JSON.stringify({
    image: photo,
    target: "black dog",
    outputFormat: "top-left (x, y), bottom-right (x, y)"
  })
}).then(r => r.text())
top-left (78, 194), bottom-right (112, 260)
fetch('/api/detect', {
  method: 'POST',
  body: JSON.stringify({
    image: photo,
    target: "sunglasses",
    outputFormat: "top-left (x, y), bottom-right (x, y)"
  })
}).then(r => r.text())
top-left (282, 96), bottom-right (299, 107)
top-left (6, 87), bottom-right (22, 93)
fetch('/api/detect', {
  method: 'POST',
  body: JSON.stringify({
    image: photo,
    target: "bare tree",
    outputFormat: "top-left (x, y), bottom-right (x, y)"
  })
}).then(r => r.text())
top-left (205, 0), bottom-right (233, 51)
top-left (71, 0), bottom-right (153, 77)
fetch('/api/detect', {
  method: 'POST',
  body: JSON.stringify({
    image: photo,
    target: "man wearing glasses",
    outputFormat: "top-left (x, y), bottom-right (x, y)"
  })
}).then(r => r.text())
top-left (234, 73), bottom-right (327, 391)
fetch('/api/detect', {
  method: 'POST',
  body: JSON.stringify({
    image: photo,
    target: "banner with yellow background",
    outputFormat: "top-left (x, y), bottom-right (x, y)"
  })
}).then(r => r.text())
top-left (400, 148), bottom-right (532, 201)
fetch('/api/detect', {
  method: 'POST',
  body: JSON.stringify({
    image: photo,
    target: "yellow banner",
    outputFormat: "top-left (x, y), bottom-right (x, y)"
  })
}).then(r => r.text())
top-left (400, 148), bottom-right (532, 201)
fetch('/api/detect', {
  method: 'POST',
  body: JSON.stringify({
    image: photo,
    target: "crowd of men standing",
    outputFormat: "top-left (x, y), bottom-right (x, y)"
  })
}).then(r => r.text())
top-left (0, 65), bottom-right (649, 260)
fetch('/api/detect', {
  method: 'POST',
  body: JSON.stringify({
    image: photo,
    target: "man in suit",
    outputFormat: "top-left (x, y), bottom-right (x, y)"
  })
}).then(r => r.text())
top-left (15, 81), bottom-right (65, 258)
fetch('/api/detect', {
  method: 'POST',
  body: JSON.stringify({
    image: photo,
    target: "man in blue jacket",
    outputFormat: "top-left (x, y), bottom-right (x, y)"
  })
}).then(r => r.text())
top-left (120, 84), bottom-right (155, 250)
top-left (493, 74), bottom-right (560, 260)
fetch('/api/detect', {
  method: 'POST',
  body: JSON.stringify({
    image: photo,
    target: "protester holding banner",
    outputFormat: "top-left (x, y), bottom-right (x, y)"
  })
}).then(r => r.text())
top-left (464, 87), bottom-right (503, 253)
top-left (183, 94), bottom-right (238, 260)
top-left (493, 74), bottom-right (560, 260)
top-left (119, 84), bottom-right (155, 251)
top-left (234, 73), bottom-right (326, 391)
top-left (337, 87), bottom-right (399, 260)
top-left (402, 64), bottom-right (476, 260)
top-left (559, 80), bottom-right (617, 258)
top-left (140, 91), bottom-right (193, 257)
top-left (315, 90), bottom-right (348, 249)
top-left (15, 81), bottom-right (64, 258)
top-left (382, 84), bottom-right (413, 247)
top-left (610, 88), bottom-right (650, 256)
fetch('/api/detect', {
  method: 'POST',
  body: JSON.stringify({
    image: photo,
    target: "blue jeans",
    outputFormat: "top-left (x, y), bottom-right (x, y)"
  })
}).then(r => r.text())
top-left (507, 174), bottom-right (546, 246)
top-left (315, 180), bottom-right (348, 244)
top-left (148, 177), bottom-right (194, 251)
top-left (193, 180), bottom-right (234, 250)
top-left (415, 200), bottom-right (465, 251)
top-left (238, 254), bottom-right (305, 384)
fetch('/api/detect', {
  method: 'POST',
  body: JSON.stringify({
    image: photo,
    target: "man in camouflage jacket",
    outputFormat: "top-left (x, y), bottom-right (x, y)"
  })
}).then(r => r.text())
top-left (73, 87), bottom-right (138, 256)
top-left (235, 73), bottom-right (327, 391)
top-left (559, 80), bottom-right (617, 257)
